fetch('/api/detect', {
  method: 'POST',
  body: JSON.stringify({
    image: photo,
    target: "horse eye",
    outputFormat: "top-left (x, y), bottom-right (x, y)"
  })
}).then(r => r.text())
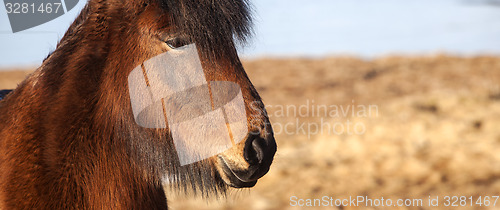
top-left (165, 37), bottom-right (189, 49)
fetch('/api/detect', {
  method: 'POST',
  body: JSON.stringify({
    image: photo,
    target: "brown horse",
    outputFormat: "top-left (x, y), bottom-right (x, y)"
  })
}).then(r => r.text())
top-left (0, 0), bottom-right (276, 208)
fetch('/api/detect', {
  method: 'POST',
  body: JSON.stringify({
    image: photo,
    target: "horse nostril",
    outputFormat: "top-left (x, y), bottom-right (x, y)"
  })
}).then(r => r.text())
top-left (244, 134), bottom-right (265, 165)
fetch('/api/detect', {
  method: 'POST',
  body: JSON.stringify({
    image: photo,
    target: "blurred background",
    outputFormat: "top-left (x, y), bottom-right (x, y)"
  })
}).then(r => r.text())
top-left (1, 0), bottom-right (500, 209)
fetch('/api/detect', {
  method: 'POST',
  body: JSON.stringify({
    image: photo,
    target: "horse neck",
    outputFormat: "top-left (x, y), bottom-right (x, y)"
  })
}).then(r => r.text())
top-left (0, 5), bottom-right (168, 209)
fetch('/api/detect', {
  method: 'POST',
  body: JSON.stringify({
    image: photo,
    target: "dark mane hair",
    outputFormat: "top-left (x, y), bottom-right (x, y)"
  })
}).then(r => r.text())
top-left (161, 0), bottom-right (253, 60)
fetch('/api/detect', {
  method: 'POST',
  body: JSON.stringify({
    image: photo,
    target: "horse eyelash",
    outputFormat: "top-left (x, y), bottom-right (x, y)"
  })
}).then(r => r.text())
top-left (165, 37), bottom-right (190, 49)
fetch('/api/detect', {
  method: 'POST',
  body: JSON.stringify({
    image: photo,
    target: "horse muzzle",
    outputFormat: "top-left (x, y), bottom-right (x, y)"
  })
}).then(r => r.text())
top-left (216, 132), bottom-right (277, 188)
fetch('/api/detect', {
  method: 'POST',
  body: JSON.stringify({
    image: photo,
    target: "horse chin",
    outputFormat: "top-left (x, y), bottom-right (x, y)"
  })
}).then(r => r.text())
top-left (216, 156), bottom-right (258, 188)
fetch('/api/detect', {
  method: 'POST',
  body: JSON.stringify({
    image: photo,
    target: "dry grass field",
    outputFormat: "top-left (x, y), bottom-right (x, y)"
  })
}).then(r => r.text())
top-left (1, 55), bottom-right (500, 209)
top-left (0, 69), bottom-right (33, 89)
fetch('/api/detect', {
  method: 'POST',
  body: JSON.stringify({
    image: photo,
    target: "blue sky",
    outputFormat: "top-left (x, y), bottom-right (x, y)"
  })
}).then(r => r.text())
top-left (1, 0), bottom-right (500, 69)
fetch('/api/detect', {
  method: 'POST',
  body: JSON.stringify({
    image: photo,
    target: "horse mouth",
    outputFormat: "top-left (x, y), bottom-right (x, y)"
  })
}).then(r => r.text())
top-left (217, 156), bottom-right (258, 188)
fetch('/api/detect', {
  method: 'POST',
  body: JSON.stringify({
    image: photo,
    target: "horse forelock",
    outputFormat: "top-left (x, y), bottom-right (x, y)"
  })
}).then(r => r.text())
top-left (160, 0), bottom-right (253, 60)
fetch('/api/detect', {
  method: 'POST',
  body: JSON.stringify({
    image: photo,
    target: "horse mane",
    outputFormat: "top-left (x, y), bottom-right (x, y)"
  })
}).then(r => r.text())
top-left (160, 0), bottom-right (253, 61)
